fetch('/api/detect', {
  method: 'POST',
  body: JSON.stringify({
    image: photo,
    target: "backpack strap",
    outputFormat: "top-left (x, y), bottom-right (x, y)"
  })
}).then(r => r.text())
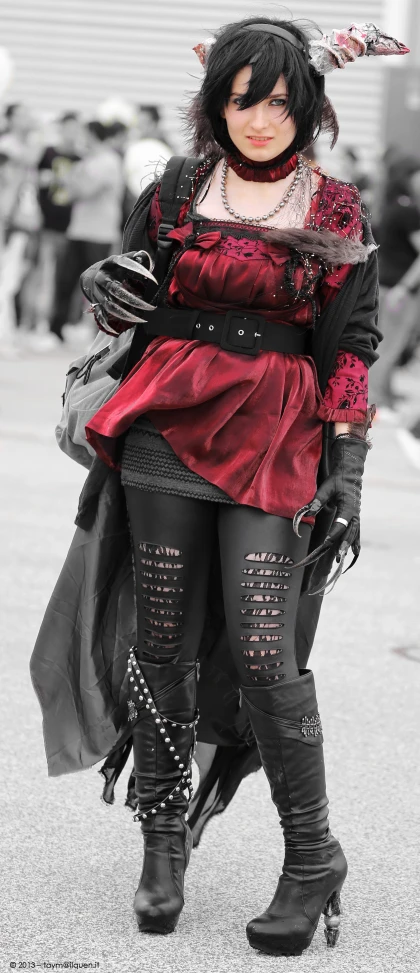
top-left (122, 155), bottom-right (201, 267)
top-left (156, 155), bottom-right (201, 251)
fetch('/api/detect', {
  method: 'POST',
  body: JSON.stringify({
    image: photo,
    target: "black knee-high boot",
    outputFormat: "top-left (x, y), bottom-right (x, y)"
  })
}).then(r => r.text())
top-left (128, 649), bottom-right (198, 934)
top-left (241, 670), bottom-right (347, 957)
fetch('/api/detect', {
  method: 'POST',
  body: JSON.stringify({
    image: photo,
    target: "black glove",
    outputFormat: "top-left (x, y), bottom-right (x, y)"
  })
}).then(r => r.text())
top-left (80, 250), bottom-right (157, 332)
top-left (292, 435), bottom-right (369, 589)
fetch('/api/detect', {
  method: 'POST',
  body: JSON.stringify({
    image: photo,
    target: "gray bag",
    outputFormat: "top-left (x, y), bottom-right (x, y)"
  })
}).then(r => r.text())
top-left (55, 329), bottom-right (132, 468)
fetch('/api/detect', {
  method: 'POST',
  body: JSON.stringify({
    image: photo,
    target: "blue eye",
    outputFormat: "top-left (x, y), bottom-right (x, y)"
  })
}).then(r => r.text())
top-left (270, 98), bottom-right (287, 107)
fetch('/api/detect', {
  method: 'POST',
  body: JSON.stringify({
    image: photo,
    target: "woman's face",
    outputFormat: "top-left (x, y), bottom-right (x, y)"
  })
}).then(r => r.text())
top-left (222, 66), bottom-right (297, 160)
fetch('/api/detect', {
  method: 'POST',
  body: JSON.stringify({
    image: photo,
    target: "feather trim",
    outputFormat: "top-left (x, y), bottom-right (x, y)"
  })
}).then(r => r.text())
top-left (264, 227), bottom-right (376, 265)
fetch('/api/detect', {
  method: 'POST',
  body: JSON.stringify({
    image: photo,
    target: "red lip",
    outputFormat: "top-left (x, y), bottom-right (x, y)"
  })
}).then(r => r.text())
top-left (246, 137), bottom-right (273, 146)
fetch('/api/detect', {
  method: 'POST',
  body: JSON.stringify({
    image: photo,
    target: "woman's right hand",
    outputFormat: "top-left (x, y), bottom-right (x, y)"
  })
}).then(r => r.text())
top-left (80, 250), bottom-right (158, 332)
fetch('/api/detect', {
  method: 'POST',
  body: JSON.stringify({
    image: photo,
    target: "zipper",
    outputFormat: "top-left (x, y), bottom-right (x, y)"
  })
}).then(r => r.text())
top-left (75, 345), bottom-right (111, 385)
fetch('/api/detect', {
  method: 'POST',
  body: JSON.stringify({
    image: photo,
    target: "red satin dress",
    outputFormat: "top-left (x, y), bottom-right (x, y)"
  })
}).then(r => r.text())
top-left (86, 171), bottom-right (368, 521)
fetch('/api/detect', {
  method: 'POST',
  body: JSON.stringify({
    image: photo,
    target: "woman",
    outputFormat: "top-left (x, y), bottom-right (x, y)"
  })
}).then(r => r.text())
top-left (371, 155), bottom-right (420, 408)
top-left (31, 16), bottom-right (408, 959)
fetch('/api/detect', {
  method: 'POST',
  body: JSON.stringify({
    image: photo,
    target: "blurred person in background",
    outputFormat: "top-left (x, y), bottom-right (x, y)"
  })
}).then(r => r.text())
top-left (371, 155), bottom-right (420, 409)
top-left (48, 119), bottom-right (124, 342)
top-left (31, 112), bottom-right (82, 344)
top-left (124, 104), bottom-right (172, 205)
top-left (0, 148), bottom-right (14, 247)
top-left (0, 103), bottom-right (40, 355)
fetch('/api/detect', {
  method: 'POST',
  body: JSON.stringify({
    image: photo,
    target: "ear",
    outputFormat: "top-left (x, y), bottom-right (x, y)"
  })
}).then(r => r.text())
top-left (220, 106), bottom-right (226, 119)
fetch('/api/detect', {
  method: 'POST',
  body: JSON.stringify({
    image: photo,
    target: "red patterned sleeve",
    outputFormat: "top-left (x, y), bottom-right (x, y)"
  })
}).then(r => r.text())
top-left (311, 176), bottom-right (368, 421)
top-left (317, 351), bottom-right (368, 423)
top-left (313, 176), bottom-right (364, 312)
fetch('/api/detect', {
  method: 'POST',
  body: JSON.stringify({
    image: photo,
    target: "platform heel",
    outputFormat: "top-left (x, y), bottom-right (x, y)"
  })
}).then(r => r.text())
top-left (242, 671), bottom-right (348, 957)
top-left (323, 888), bottom-right (342, 947)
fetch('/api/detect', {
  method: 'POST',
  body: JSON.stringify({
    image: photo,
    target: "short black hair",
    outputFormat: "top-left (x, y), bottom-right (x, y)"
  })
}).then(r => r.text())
top-left (5, 103), bottom-right (21, 121)
top-left (86, 120), bottom-right (116, 142)
top-left (138, 105), bottom-right (161, 124)
top-left (186, 16), bottom-right (338, 158)
top-left (59, 111), bottom-right (79, 124)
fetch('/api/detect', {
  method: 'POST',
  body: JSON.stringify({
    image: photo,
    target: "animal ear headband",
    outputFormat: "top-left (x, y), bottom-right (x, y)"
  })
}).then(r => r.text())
top-left (193, 22), bottom-right (409, 76)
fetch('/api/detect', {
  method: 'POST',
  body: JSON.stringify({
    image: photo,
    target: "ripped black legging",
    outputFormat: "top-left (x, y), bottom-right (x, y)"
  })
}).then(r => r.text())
top-left (124, 488), bottom-right (311, 685)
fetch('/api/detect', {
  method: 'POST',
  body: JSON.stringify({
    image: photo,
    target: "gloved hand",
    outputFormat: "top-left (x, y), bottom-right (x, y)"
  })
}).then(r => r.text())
top-left (292, 434), bottom-right (369, 587)
top-left (80, 250), bottom-right (157, 333)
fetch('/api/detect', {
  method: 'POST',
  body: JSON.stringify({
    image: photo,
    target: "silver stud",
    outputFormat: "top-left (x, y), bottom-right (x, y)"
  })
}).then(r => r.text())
top-left (138, 695), bottom-right (143, 701)
top-left (151, 708), bottom-right (156, 714)
top-left (171, 723), bottom-right (177, 727)
top-left (140, 679), bottom-right (145, 685)
top-left (175, 787), bottom-right (180, 793)
top-left (160, 803), bottom-right (166, 808)
top-left (146, 704), bottom-right (150, 709)
top-left (179, 763), bottom-right (184, 769)
top-left (169, 746), bottom-right (175, 752)
top-left (181, 725), bottom-right (186, 729)
top-left (165, 737), bottom-right (170, 743)
top-left (160, 728), bottom-right (165, 734)
top-left (133, 685), bottom-right (138, 691)
top-left (174, 756), bottom-right (180, 761)
top-left (129, 677), bottom-right (134, 682)
top-left (155, 718), bottom-right (161, 724)
top-left (169, 795), bottom-right (173, 801)
top-left (142, 813), bottom-right (147, 819)
top-left (151, 809), bottom-right (157, 815)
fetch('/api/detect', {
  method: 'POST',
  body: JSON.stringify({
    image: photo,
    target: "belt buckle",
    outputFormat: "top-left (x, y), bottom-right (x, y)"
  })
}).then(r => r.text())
top-left (220, 312), bottom-right (266, 356)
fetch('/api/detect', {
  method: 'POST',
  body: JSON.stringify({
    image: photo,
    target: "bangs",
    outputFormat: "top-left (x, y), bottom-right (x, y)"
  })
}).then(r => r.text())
top-left (228, 37), bottom-right (311, 120)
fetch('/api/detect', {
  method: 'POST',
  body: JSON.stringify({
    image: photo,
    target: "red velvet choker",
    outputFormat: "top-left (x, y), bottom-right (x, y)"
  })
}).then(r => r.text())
top-left (226, 151), bottom-right (299, 183)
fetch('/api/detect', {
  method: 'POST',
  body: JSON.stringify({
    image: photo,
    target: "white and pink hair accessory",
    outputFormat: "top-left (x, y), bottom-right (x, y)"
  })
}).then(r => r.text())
top-left (193, 23), bottom-right (409, 76)
top-left (308, 23), bottom-right (410, 74)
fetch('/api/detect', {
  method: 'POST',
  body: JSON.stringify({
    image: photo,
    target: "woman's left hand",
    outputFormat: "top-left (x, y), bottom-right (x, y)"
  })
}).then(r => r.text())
top-left (292, 434), bottom-right (369, 574)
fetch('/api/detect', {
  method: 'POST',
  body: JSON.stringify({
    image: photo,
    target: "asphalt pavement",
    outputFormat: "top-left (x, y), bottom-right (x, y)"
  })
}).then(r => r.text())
top-left (1, 338), bottom-right (420, 973)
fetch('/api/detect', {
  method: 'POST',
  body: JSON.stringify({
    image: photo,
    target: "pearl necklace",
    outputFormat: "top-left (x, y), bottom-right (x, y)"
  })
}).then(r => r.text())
top-left (220, 155), bottom-right (306, 225)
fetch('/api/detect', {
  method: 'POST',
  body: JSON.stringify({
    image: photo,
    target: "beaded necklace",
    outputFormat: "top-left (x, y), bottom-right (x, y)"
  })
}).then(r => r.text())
top-left (220, 156), bottom-right (306, 226)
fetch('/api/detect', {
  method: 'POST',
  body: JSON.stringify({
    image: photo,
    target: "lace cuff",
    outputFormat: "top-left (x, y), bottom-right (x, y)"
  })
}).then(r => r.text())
top-left (318, 351), bottom-right (368, 422)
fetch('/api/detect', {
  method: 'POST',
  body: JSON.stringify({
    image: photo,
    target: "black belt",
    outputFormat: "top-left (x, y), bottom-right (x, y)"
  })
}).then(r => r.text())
top-left (141, 308), bottom-right (308, 357)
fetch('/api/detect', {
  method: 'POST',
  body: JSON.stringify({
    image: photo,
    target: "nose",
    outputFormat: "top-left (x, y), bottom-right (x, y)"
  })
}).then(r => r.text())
top-left (248, 102), bottom-right (270, 132)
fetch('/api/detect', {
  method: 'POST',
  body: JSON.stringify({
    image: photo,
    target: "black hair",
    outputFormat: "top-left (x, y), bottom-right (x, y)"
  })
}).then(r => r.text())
top-left (86, 120), bottom-right (116, 142)
top-left (107, 121), bottom-right (128, 136)
top-left (59, 111), bottom-right (79, 124)
top-left (186, 15), bottom-right (338, 158)
top-left (5, 103), bottom-right (21, 121)
top-left (138, 105), bottom-right (161, 124)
